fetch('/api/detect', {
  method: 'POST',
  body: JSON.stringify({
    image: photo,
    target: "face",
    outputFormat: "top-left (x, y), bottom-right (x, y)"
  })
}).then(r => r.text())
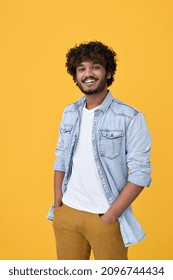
top-left (75, 61), bottom-right (110, 95)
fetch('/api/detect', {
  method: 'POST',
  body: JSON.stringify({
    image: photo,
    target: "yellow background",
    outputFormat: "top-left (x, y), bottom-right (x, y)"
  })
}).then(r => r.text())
top-left (0, 0), bottom-right (173, 260)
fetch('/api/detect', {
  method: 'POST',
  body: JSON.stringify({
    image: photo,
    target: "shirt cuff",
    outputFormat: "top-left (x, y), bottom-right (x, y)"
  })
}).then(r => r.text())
top-left (53, 157), bottom-right (65, 172)
top-left (128, 171), bottom-right (152, 187)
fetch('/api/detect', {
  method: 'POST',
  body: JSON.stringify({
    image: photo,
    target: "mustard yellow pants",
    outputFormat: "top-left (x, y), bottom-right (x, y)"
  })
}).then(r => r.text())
top-left (52, 204), bottom-right (128, 260)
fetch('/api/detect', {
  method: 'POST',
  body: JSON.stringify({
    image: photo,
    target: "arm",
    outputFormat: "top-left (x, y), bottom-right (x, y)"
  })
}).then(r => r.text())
top-left (54, 170), bottom-right (65, 208)
top-left (101, 182), bottom-right (144, 223)
top-left (53, 109), bottom-right (67, 208)
top-left (102, 112), bottom-right (151, 223)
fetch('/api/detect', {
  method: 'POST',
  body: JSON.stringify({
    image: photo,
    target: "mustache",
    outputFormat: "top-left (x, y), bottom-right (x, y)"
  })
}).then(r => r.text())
top-left (81, 76), bottom-right (99, 83)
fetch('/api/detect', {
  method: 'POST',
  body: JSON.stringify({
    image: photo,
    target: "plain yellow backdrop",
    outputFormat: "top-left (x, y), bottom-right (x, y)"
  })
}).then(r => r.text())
top-left (0, 0), bottom-right (173, 260)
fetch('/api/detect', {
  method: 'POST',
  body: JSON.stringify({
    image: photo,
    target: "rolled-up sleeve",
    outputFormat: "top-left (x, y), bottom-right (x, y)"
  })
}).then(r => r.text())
top-left (126, 112), bottom-right (152, 187)
top-left (53, 112), bottom-right (66, 172)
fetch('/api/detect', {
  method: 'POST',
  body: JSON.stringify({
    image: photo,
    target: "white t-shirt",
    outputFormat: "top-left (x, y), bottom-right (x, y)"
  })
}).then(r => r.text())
top-left (62, 105), bottom-right (110, 213)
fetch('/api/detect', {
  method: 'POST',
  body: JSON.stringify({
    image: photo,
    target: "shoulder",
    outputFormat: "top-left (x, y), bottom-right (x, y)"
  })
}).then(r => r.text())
top-left (110, 97), bottom-right (141, 119)
top-left (63, 96), bottom-right (86, 114)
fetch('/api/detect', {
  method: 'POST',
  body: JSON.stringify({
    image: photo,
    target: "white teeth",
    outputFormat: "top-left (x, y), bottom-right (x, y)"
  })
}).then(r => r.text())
top-left (85, 79), bottom-right (95, 83)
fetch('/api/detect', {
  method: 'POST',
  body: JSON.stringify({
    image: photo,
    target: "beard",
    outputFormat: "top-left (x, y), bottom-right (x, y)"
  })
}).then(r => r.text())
top-left (76, 74), bottom-right (108, 95)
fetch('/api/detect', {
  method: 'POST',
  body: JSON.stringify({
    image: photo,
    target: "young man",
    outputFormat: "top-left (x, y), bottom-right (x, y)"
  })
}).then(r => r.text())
top-left (50, 41), bottom-right (152, 260)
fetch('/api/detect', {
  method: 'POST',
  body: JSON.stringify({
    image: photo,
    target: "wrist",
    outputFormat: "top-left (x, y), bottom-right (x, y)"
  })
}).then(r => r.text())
top-left (54, 201), bottom-right (62, 208)
top-left (104, 209), bottom-right (117, 221)
top-left (102, 212), bottom-right (117, 223)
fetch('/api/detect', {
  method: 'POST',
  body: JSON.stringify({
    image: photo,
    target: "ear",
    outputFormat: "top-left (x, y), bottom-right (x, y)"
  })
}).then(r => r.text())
top-left (107, 72), bottom-right (111, 79)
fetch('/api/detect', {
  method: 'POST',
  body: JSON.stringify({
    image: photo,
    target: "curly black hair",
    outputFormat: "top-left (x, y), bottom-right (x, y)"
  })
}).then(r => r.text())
top-left (65, 41), bottom-right (117, 87)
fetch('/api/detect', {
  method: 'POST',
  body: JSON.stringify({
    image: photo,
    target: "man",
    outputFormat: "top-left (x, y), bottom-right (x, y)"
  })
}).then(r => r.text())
top-left (48, 41), bottom-right (152, 260)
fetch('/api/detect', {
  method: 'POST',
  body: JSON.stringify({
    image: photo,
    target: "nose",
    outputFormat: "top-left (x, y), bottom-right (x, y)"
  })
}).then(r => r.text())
top-left (84, 66), bottom-right (93, 78)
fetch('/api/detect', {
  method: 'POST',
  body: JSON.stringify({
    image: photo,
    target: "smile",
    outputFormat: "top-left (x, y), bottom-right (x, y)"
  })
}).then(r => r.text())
top-left (85, 79), bottom-right (95, 83)
top-left (82, 78), bottom-right (98, 84)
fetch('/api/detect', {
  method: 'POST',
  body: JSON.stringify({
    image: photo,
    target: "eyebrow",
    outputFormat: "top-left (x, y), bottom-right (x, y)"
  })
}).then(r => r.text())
top-left (76, 62), bottom-right (101, 67)
top-left (76, 63), bottom-right (85, 67)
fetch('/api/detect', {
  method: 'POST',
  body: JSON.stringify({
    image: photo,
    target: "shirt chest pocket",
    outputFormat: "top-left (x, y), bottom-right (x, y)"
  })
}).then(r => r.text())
top-left (61, 125), bottom-right (73, 150)
top-left (99, 130), bottom-right (124, 159)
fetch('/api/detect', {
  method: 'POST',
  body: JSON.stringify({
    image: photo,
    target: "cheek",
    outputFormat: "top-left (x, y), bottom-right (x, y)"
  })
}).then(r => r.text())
top-left (76, 73), bottom-right (82, 82)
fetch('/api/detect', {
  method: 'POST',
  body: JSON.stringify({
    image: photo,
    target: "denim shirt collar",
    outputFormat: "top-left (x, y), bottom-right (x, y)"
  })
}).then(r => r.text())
top-left (73, 91), bottom-right (114, 112)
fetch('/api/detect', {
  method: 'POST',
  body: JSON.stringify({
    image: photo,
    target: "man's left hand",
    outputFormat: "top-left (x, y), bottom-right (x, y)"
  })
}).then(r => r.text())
top-left (100, 213), bottom-right (117, 224)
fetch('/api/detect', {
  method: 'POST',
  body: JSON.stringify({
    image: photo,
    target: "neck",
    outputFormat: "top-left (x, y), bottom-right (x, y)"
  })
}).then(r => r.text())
top-left (85, 89), bottom-right (108, 110)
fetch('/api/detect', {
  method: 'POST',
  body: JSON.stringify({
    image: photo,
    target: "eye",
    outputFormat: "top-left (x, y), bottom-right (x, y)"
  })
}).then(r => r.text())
top-left (77, 67), bottom-right (85, 72)
top-left (92, 65), bottom-right (100, 70)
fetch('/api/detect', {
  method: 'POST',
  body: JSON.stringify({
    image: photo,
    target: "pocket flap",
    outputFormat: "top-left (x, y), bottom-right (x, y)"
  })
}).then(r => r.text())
top-left (100, 130), bottom-right (124, 139)
top-left (61, 125), bottom-right (73, 133)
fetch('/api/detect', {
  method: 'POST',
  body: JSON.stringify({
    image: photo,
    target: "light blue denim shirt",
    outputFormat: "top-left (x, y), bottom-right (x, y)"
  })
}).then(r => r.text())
top-left (49, 91), bottom-right (152, 247)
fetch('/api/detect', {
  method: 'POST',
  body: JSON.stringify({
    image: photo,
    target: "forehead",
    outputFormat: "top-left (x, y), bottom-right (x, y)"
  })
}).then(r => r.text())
top-left (76, 60), bottom-right (104, 67)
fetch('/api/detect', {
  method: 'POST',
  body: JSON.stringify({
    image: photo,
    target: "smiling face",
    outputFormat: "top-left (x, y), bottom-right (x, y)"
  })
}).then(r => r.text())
top-left (76, 61), bottom-right (111, 95)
